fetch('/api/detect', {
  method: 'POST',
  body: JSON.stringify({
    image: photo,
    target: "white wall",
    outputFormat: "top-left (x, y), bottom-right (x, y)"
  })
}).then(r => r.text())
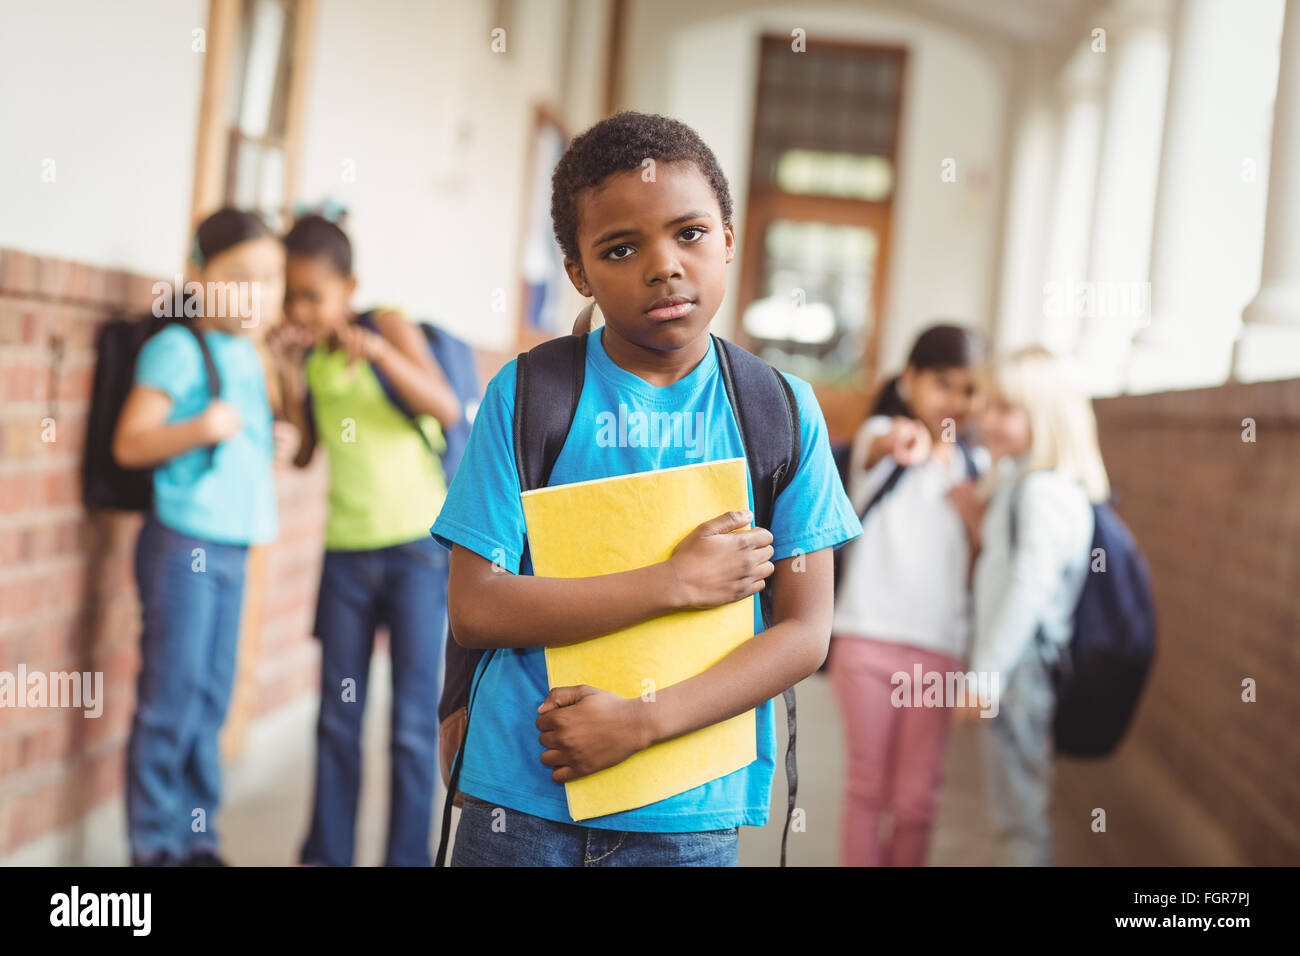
top-left (294, 0), bottom-right (571, 351)
top-left (0, 0), bottom-right (206, 277)
top-left (619, 0), bottom-right (1012, 376)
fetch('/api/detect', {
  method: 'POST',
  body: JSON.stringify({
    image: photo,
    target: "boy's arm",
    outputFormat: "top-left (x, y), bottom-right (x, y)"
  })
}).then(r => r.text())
top-left (536, 548), bottom-right (833, 783)
top-left (448, 510), bottom-right (774, 649)
top-left (112, 385), bottom-right (236, 468)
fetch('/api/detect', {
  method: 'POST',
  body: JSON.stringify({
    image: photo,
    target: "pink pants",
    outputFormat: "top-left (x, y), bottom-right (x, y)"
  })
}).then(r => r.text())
top-left (829, 635), bottom-right (961, 867)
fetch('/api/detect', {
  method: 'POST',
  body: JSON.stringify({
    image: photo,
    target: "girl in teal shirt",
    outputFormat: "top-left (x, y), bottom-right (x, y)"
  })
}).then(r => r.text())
top-left (114, 208), bottom-right (283, 865)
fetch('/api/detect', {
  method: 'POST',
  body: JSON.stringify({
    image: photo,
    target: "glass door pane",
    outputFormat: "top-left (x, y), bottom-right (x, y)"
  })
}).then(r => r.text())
top-left (741, 219), bottom-right (879, 383)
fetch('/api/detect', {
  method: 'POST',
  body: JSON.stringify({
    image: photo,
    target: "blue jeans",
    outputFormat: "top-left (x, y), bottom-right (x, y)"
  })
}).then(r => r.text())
top-left (980, 630), bottom-right (1059, 866)
top-left (451, 795), bottom-right (741, 867)
top-left (300, 536), bottom-right (449, 866)
top-left (126, 514), bottom-right (248, 859)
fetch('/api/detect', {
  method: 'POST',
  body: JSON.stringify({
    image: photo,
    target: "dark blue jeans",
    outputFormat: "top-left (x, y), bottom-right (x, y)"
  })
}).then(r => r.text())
top-left (300, 536), bottom-right (449, 866)
top-left (451, 795), bottom-right (741, 867)
top-left (127, 514), bottom-right (248, 860)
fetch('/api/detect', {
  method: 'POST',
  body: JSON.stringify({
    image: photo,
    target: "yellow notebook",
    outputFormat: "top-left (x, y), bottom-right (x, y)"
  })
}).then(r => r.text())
top-left (521, 457), bottom-right (757, 821)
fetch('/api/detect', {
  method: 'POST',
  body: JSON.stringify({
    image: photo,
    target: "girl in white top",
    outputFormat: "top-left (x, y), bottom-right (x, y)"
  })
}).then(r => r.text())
top-left (829, 324), bottom-right (985, 867)
top-left (951, 346), bottom-right (1108, 866)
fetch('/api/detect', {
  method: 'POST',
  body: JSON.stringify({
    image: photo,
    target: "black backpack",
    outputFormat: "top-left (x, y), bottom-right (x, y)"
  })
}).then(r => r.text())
top-left (82, 316), bottom-right (222, 511)
top-left (1009, 484), bottom-right (1157, 756)
top-left (436, 332), bottom-right (804, 866)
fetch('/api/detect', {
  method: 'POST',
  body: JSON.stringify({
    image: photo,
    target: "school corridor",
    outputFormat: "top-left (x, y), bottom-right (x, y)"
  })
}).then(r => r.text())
top-left (2, 0), bottom-right (1299, 866)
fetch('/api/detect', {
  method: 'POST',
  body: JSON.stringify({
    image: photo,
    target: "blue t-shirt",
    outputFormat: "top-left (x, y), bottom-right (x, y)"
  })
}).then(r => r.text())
top-left (431, 327), bottom-right (860, 832)
top-left (134, 325), bottom-right (277, 546)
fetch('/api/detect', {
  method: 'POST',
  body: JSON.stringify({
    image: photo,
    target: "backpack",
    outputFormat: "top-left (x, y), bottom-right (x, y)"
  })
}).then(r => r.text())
top-left (1009, 483), bottom-right (1157, 757)
top-left (436, 332), bottom-right (804, 866)
top-left (305, 311), bottom-right (481, 484)
top-left (82, 316), bottom-right (222, 511)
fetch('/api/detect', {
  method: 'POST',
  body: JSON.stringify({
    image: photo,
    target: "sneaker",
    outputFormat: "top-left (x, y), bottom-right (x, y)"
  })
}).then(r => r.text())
top-left (180, 849), bottom-right (229, 867)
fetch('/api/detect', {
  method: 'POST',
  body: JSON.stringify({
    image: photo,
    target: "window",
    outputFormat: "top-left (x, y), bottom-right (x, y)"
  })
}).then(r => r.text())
top-left (223, 0), bottom-right (297, 227)
top-left (190, 0), bottom-right (314, 235)
top-left (738, 36), bottom-right (906, 385)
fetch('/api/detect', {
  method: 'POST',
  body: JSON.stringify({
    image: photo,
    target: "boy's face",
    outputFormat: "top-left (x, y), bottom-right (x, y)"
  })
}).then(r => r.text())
top-left (564, 160), bottom-right (735, 355)
top-left (284, 254), bottom-right (355, 341)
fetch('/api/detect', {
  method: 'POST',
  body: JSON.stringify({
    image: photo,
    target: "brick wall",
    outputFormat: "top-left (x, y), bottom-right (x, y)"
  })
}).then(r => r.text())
top-left (1054, 379), bottom-right (1300, 865)
top-left (0, 247), bottom-right (328, 857)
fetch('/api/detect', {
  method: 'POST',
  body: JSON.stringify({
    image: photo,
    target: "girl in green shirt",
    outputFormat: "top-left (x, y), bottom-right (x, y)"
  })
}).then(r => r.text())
top-left (276, 214), bottom-right (462, 866)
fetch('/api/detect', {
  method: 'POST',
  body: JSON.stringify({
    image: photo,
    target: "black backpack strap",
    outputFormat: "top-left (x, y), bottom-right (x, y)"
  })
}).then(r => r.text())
top-left (436, 640), bottom-right (497, 867)
top-left (514, 334), bottom-right (587, 490)
top-left (178, 321), bottom-right (222, 398)
top-left (713, 337), bottom-right (799, 529)
top-left (956, 436), bottom-right (980, 482)
top-left (436, 333), bottom-right (589, 868)
top-left (857, 462), bottom-right (907, 523)
top-left (178, 321), bottom-right (221, 469)
top-left (855, 436), bottom-right (977, 526)
top-left (712, 336), bottom-right (802, 867)
top-left (354, 311), bottom-right (442, 460)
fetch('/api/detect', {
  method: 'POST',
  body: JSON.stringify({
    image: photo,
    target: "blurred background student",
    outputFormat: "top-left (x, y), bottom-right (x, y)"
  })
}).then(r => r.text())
top-left (113, 208), bottom-right (284, 866)
top-left (960, 346), bottom-right (1109, 866)
top-left (828, 324), bottom-right (985, 866)
top-left (277, 214), bottom-right (463, 867)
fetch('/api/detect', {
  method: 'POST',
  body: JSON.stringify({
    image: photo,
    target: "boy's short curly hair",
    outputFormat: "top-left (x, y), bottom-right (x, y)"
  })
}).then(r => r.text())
top-left (550, 111), bottom-right (734, 262)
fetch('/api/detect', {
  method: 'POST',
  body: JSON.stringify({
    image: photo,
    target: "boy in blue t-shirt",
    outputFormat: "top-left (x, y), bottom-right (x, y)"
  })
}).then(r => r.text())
top-left (432, 111), bottom-right (860, 866)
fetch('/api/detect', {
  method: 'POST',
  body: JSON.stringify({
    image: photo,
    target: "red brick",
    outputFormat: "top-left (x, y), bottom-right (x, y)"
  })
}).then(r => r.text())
top-left (36, 258), bottom-right (72, 300)
top-left (1, 251), bottom-right (38, 296)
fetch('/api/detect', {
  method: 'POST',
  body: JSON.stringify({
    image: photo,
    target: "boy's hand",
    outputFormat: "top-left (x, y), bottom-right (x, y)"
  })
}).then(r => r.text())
top-left (536, 685), bottom-right (651, 783)
top-left (199, 399), bottom-right (241, 444)
top-left (667, 510), bottom-right (775, 609)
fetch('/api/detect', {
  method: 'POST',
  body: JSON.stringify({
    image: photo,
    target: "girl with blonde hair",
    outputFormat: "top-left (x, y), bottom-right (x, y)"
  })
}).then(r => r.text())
top-left (950, 345), bottom-right (1108, 866)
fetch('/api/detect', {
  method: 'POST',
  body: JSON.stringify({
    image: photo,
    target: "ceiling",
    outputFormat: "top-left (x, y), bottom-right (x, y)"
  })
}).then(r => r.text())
top-left (910, 0), bottom-right (1103, 45)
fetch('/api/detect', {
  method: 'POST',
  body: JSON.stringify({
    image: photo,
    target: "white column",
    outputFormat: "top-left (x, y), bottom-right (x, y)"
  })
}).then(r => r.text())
top-left (995, 63), bottom-right (1063, 353)
top-left (1040, 44), bottom-right (1105, 357)
top-left (1075, 1), bottom-right (1171, 396)
top-left (1126, 0), bottom-right (1286, 394)
top-left (1234, 0), bottom-right (1300, 382)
